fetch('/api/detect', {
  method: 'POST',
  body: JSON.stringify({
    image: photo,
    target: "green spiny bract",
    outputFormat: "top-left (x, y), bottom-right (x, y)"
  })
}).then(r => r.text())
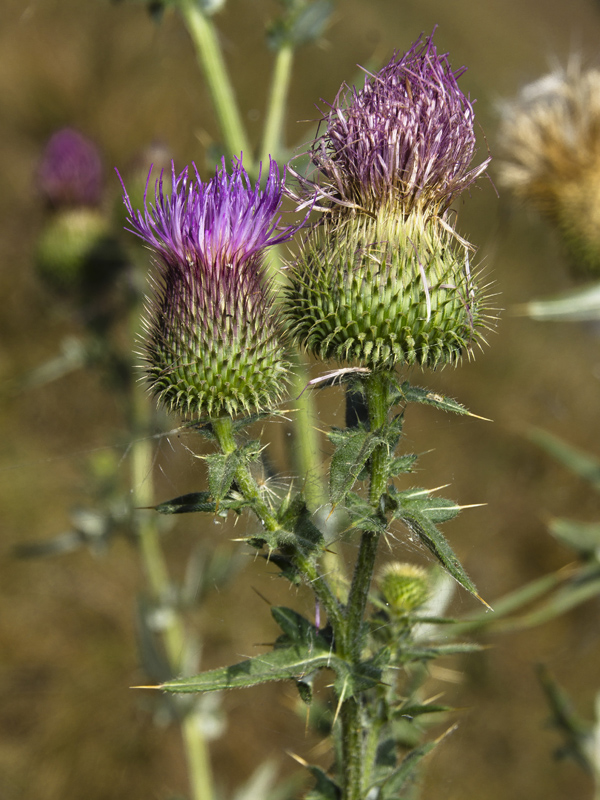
top-left (145, 260), bottom-right (290, 419)
top-left (285, 209), bottom-right (490, 369)
top-left (378, 562), bottom-right (430, 614)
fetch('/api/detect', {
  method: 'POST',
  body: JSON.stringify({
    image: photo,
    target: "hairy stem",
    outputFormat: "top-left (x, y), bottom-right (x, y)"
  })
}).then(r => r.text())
top-left (210, 416), bottom-right (344, 632)
top-left (339, 369), bottom-right (392, 800)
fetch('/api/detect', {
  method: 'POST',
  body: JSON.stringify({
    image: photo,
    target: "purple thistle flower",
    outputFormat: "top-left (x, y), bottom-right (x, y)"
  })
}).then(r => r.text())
top-left (119, 155), bottom-right (298, 418)
top-left (290, 31), bottom-right (489, 216)
top-left (37, 128), bottom-right (104, 208)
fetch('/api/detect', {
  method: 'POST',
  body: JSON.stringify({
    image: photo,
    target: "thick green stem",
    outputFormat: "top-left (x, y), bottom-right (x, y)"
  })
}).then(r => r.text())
top-left (179, 0), bottom-right (253, 168)
top-left (339, 370), bottom-right (392, 800)
top-left (260, 42), bottom-right (293, 164)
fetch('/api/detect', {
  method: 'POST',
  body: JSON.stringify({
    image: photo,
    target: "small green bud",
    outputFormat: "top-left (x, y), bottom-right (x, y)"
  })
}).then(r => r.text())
top-left (378, 562), bottom-right (430, 614)
top-left (285, 210), bottom-right (490, 369)
top-left (35, 208), bottom-right (113, 292)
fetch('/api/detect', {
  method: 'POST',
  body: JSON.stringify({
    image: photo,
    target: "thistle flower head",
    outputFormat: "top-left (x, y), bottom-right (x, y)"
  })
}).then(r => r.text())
top-left (498, 62), bottom-right (600, 270)
top-left (291, 30), bottom-right (489, 217)
top-left (284, 32), bottom-right (493, 371)
top-left (37, 128), bottom-right (104, 208)
top-left (120, 156), bottom-right (297, 419)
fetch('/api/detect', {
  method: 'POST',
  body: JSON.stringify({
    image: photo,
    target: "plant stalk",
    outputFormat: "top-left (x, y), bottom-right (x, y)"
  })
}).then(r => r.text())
top-left (131, 374), bottom-right (213, 800)
top-left (339, 369), bottom-right (392, 800)
top-left (179, 0), bottom-right (253, 169)
top-left (260, 42), bottom-right (293, 164)
top-left (210, 415), bottom-right (344, 633)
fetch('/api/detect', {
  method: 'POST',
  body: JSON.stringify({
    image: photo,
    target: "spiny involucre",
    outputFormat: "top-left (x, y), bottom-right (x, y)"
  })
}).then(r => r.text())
top-left (285, 31), bottom-right (494, 370)
top-left (120, 155), bottom-right (299, 419)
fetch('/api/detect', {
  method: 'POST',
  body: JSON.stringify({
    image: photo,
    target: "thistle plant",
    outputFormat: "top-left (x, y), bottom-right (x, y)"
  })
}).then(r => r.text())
top-left (119, 29), bottom-right (495, 800)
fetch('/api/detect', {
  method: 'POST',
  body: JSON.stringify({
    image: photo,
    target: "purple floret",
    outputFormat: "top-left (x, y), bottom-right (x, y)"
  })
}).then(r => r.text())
top-left (120, 155), bottom-right (299, 273)
top-left (37, 128), bottom-right (104, 208)
top-left (290, 31), bottom-right (489, 215)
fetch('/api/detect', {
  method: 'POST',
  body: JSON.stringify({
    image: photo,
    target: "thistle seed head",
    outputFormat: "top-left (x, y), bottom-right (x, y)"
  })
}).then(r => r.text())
top-left (498, 62), bottom-right (600, 271)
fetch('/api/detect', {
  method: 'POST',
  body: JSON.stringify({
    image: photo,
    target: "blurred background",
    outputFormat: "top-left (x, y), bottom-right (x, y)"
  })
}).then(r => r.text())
top-left (3, 0), bottom-right (600, 798)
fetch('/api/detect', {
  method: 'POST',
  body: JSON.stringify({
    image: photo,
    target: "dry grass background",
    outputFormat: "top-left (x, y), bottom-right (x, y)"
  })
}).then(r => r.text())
top-left (3, 0), bottom-right (600, 798)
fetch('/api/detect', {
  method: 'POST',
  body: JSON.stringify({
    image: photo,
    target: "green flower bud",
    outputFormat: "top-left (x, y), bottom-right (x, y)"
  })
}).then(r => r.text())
top-left (378, 562), bottom-right (430, 614)
top-left (285, 210), bottom-right (490, 369)
top-left (35, 208), bottom-right (114, 292)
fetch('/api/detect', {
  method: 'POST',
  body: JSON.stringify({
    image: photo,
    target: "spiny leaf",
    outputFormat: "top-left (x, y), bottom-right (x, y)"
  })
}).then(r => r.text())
top-left (399, 382), bottom-right (488, 419)
top-left (154, 492), bottom-right (216, 515)
top-left (161, 640), bottom-right (335, 694)
top-left (303, 764), bottom-right (341, 800)
top-left (328, 425), bottom-right (380, 505)
top-left (205, 441), bottom-right (262, 504)
top-left (395, 508), bottom-right (479, 600)
top-left (344, 492), bottom-right (388, 533)
top-left (377, 726), bottom-right (455, 799)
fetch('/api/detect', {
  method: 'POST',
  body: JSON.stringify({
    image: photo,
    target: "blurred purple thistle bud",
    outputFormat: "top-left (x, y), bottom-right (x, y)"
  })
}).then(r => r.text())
top-left (37, 128), bottom-right (104, 209)
top-left (285, 31), bottom-right (495, 370)
top-left (119, 155), bottom-right (299, 419)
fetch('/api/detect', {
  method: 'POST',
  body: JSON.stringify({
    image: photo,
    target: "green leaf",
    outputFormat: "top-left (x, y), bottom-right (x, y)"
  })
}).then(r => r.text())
top-left (387, 453), bottom-right (418, 478)
top-left (271, 606), bottom-right (321, 646)
top-left (304, 765), bottom-right (340, 800)
top-left (378, 738), bottom-right (440, 798)
top-left (276, 493), bottom-right (324, 557)
top-left (161, 639), bottom-right (334, 694)
top-left (205, 441), bottom-right (261, 504)
top-left (154, 492), bottom-right (216, 515)
top-left (399, 382), bottom-right (480, 417)
top-left (344, 492), bottom-right (388, 533)
top-left (397, 643), bottom-right (481, 664)
top-left (332, 657), bottom-right (382, 699)
top-left (395, 703), bottom-right (452, 719)
top-left (548, 517), bottom-right (600, 557)
top-left (394, 508), bottom-right (479, 600)
top-left (328, 426), bottom-right (379, 504)
top-left (529, 427), bottom-right (600, 491)
top-left (393, 487), bottom-right (462, 524)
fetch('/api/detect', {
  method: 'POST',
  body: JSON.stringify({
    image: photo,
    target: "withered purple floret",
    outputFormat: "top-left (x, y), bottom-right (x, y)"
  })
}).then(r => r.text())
top-left (291, 31), bottom-right (489, 215)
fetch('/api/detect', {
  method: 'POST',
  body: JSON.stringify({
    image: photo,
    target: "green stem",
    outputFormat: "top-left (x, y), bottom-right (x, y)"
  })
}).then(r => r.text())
top-left (210, 416), bottom-right (344, 632)
top-left (179, 0), bottom-right (253, 168)
top-left (289, 353), bottom-right (328, 511)
top-left (131, 386), bottom-right (214, 800)
top-left (339, 369), bottom-right (392, 800)
top-left (260, 42), bottom-right (293, 164)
